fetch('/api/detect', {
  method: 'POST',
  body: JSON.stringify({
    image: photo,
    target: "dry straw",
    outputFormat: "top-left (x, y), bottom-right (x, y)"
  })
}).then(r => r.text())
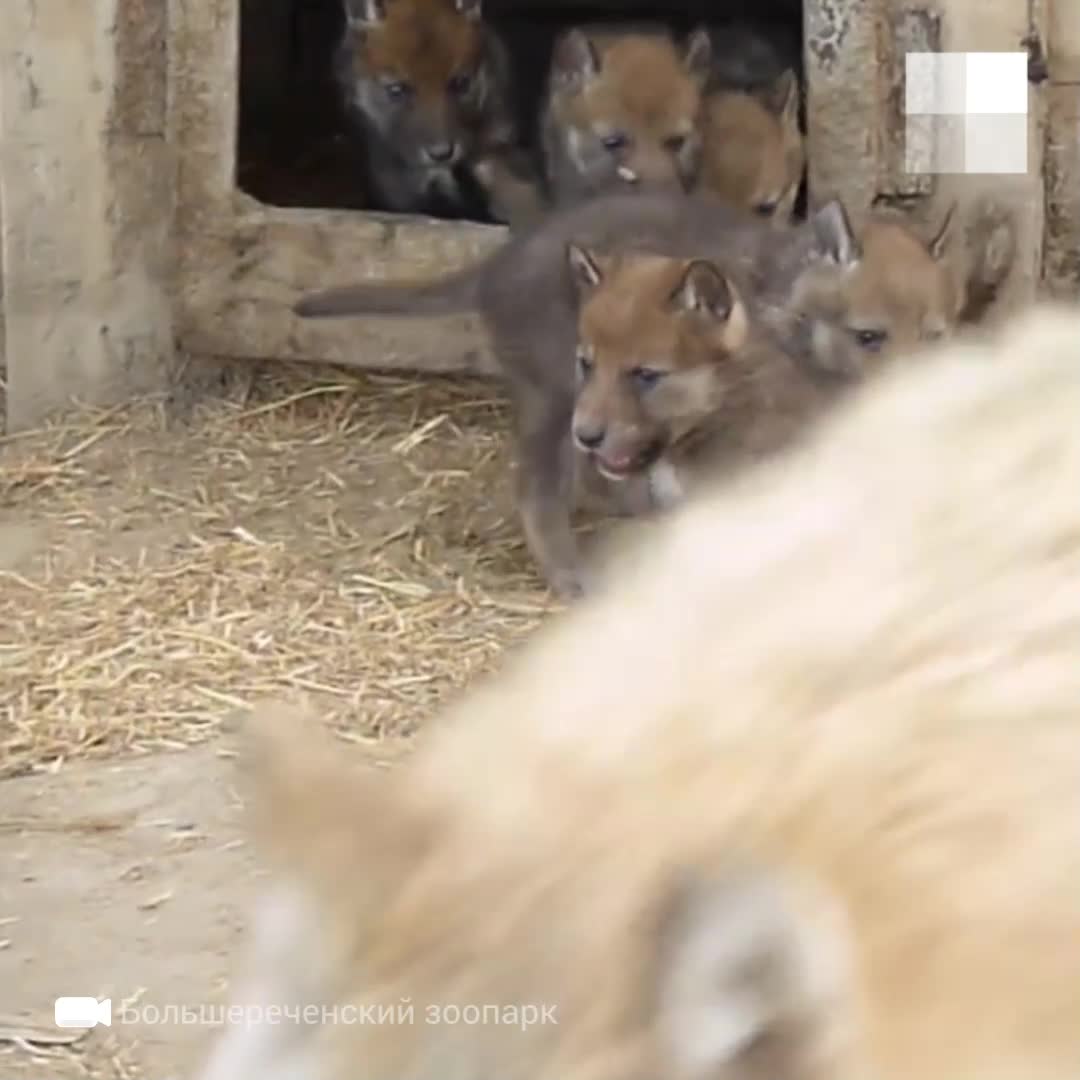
top-left (0, 359), bottom-right (578, 780)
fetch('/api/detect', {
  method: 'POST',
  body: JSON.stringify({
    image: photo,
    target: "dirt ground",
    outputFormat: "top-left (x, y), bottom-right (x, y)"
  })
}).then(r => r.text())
top-left (0, 356), bottom-right (618, 1079)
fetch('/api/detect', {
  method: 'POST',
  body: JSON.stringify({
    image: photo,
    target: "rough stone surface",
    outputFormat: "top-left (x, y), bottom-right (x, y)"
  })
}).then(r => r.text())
top-left (1044, 1), bottom-right (1080, 296)
top-left (0, 0), bottom-right (176, 431)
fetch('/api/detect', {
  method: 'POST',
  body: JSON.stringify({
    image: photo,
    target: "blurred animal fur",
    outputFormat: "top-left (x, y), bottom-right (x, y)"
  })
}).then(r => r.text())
top-left (200, 302), bottom-right (1080, 1080)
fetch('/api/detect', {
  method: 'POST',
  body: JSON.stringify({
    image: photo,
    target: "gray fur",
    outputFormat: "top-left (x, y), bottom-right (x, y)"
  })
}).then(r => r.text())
top-left (295, 189), bottom-right (858, 597)
top-left (334, 0), bottom-right (519, 218)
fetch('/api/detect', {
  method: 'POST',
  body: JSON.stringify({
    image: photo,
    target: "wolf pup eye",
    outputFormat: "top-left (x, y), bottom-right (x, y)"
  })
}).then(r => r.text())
top-left (630, 366), bottom-right (665, 389)
top-left (576, 349), bottom-right (594, 377)
top-left (754, 199), bottom-right (779, 217)
top-left (664, 134), bottom-right (688, 154)
top-left (851, 328), bottom-right (888, 352)
top-left (447, 71), bottom-right (472, 95)
top-left (383, 79), bottom-right (411, 101)
top-left (600, 132), bottom-right (628, 152)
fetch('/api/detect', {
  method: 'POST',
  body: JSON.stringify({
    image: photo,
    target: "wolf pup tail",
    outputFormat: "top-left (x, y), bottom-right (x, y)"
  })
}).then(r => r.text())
top-left (293, 263), bottom-right (485, 319)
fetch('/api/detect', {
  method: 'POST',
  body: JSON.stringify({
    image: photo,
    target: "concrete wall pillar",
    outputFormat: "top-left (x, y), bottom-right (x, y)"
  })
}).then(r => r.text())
top-left (1043, 0), bottom-right (1080, 295)
top-left (0, 0), bottom-right (175, 432)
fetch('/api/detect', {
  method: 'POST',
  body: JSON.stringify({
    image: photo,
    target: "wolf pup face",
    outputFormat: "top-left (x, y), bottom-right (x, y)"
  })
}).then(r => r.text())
top-left (542, 27), bottom-right (713, 202)
top-left (699, 68), bottom-right (805, 226)
top-left (567, 246), bottom-right (752, 482)
top-left (337, 0), bottom-right (514, 212)
top-left (793, 202), bottom-right (964, 379)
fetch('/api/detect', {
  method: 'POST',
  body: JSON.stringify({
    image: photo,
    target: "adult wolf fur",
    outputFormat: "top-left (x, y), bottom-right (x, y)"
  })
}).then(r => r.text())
top-left (201, 303), bottom-right (1080, 1080)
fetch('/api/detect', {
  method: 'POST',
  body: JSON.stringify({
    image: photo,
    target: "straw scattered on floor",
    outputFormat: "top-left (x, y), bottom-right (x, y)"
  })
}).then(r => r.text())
top-left (0, 359), bottom-right (570, 778)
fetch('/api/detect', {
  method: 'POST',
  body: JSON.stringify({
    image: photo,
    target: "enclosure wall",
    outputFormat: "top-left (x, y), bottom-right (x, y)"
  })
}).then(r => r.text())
top-left (1044, 0), bottom-right (1080, 295)
top-left (0, 0), bottom-right (176, 431)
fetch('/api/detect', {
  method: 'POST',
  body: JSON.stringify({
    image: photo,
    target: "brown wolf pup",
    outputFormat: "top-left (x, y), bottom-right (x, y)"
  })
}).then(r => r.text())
top-left (789, 201), bottom-right (964, 378)
top-left (335, 0), bottom-right (520, 219)
top-left (199, 304), bottom-right (1080, 1080)
top-left (537, 25), bottom-right (714, 208)
top-left (698, 69), bottom-right (805, 226)
top-left (564, 201), bottom-right (985, 518)
top-left (293, 189), bottom-right (862, 598)
top-left (566, 246), bottom-right (840, 516)
top-left (473, 25), bottom-right (715, 230)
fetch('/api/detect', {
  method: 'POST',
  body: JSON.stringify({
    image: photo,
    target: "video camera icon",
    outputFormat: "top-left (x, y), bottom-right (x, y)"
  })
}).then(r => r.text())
top-left (54, 997), bottom-right (112, 1028)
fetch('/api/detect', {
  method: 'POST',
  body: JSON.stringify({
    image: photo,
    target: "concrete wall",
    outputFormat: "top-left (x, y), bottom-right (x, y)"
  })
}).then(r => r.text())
top-left (0, 0), bottom-right (175, 432)
top-left (0, 92), bottom-right (5, 382)
top-left (1044, 0), bottom-right (1080, 296)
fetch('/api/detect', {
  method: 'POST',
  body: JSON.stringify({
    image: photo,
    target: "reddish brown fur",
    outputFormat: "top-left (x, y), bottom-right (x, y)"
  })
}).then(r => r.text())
top-left (570, 250), bottom-right (753, 480)
top-left (577, 36), bottom-right (703, 141)
top-left (338, 0), bottom-right (517, 216)
top-left (793, 205), bottom-right (965, 378)
top-left (570, 249), bottom-right (835, 506)
top-left (578, 255), bottom-right (747, 373)
top-left (346, 0), bottom-right (483, 88)
top-left (698, 72), bottom-right (805, 225)
top-left (540, 27), bottom-right (712, 206)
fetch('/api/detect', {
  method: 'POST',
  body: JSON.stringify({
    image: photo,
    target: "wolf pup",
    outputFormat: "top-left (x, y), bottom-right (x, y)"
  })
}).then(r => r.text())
top-left (294, 189), bottom-right (863, 598)
top-left (201, 304), bottom-right (1080, 1080)
top-left (538, 25), bottom-right (714, 207)
top-left (698, 69), bottom-right (806, 226)
top-left (790, 202), bottom-right (964, 378)
top-left (474, 25), bottom-right (715, 230)
top-left (566, 246), bottom-right (842, 516)
top-left (336, 0), bottom-right (520, 220)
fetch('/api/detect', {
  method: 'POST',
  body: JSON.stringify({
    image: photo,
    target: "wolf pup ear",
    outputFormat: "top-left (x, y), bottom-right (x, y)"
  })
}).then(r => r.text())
top-left (774, 69), bottom-right (800, 132)
top-left (652, 861), bottom-right (852, 1079)
top-left (683, 26), bottom-right (714, 81)
top-left (567, 243), bottom-right (606, 292)
top-left (551, 28), bottom-right (602, 89)
top-left (811, 199), bottom-right (861, 268)
top-left (346, 0), bottom-right (387, 29)
top-left (670, 260), bottom-right (733, 320)
top-left (671, 261), bottom-right (750, 353)
top-left (454, 0), bottom-right (483, 22)
top-left (927, 200), bottom-right (958, 262)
